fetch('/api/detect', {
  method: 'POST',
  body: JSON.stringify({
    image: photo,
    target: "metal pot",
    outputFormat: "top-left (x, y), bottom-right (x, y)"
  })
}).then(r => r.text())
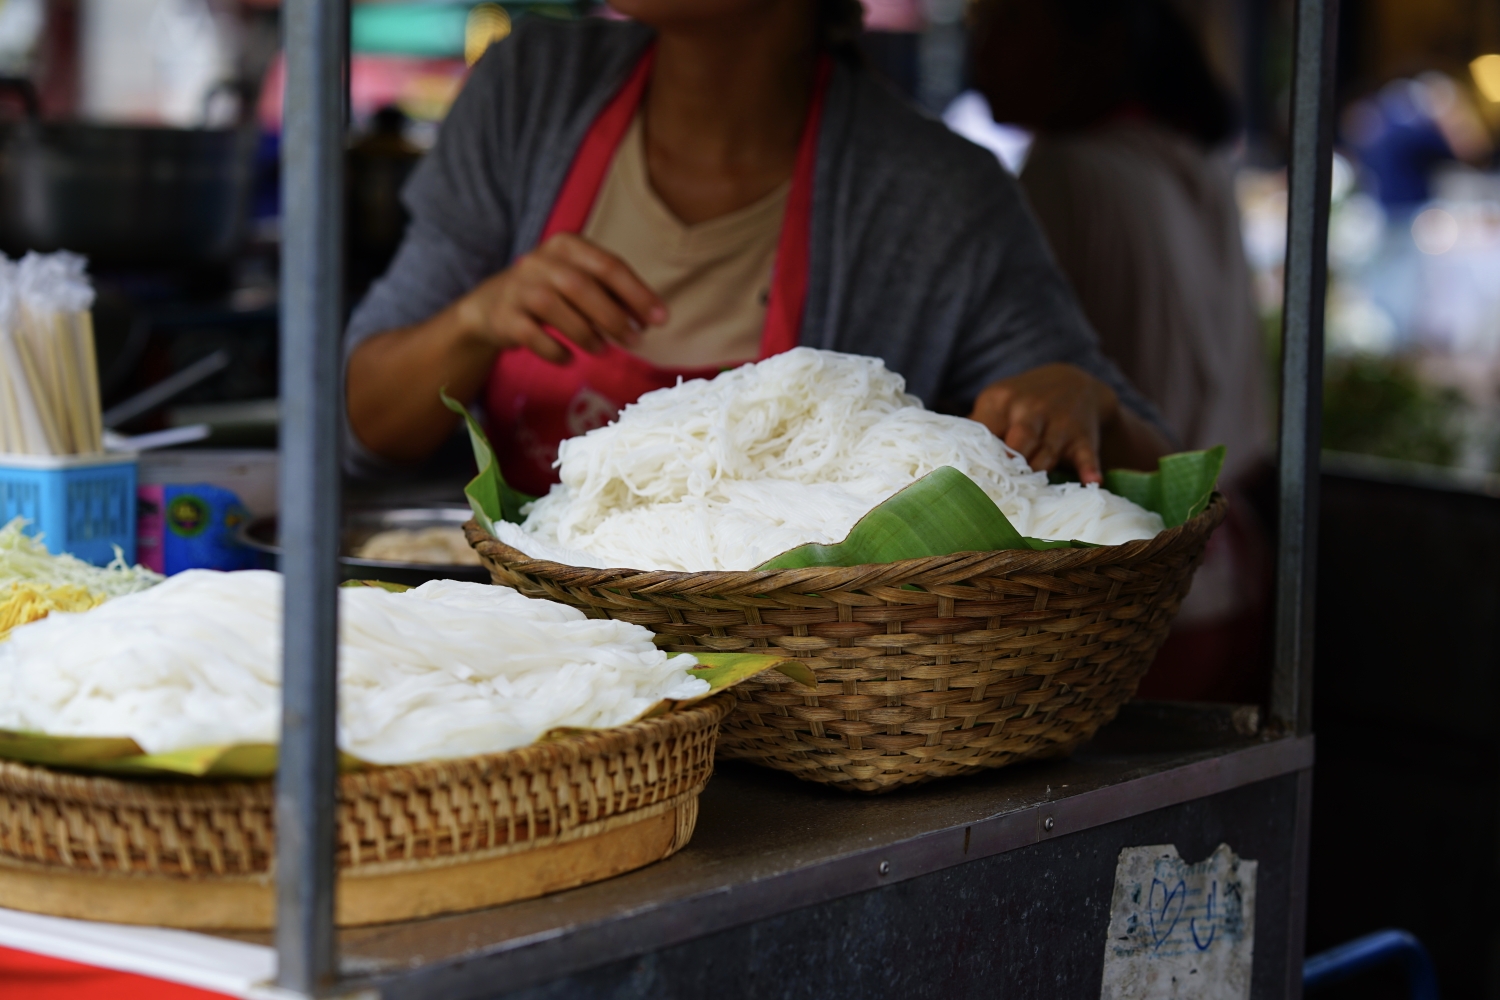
top-left (241, 505), bottom-right (492, 588)
top-left (0, 79), bottom-right (258, 267)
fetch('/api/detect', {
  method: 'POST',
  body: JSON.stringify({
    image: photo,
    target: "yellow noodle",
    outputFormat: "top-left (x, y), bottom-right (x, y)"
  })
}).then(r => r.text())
top-left (0, 582), bottom-right (104, 641)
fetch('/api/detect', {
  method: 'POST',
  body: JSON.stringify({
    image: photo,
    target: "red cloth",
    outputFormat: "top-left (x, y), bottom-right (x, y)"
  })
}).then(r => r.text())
top-left (0, 945), bottom-right (234, 1000)
top-left (485, 50), bottom-right (832, 497)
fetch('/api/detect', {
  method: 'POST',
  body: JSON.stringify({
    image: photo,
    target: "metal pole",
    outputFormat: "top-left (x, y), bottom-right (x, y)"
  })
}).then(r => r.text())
top-left (276, 0), bottom-right (346, 994)
top-left (1271, 0), bottom-right (1338, 739)
top-left (918, 0), bottom-right (966, 114)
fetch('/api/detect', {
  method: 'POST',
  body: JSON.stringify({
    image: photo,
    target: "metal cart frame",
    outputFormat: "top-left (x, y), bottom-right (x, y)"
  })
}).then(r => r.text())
top-left (271, 0), bottom-right (1338, 994)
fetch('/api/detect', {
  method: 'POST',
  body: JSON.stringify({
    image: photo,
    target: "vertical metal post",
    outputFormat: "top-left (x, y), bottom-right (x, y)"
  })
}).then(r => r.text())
top-left (276, 0), bottom-right (346, 994)
top-left (918, 0), bottom-right (966, 114)
top-left (1276, 2), bottom-right (1337, 994)
top-left (1272, 0), bottom-right (1338, 740)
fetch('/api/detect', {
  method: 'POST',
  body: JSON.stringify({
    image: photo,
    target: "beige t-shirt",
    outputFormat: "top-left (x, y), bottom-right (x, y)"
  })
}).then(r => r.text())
top-left (582, 113), bottom-right (789, 369)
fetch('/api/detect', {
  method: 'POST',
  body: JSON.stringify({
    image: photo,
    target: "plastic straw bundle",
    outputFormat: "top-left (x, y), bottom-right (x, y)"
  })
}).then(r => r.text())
top-left (0, 252), bottom-right (103, 456)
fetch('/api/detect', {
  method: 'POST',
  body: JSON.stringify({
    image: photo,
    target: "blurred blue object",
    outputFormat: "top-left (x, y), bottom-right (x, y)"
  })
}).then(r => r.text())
top-left (1304, 929), bottom-right (1439, 999)
top-left (1343, 80), bottom-right (1454, 208)
top-left (0, 455), bottom-right (138, 567)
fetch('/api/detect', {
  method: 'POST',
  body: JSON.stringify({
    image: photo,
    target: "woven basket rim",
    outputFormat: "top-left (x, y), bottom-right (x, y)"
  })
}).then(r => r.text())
top-left (466, 492), bottom-right (1228, 595)
top-left (0, 693), bottom-right (735, 805)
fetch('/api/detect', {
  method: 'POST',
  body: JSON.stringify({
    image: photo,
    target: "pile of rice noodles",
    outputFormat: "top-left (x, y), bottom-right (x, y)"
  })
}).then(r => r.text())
top-left (0, 570), bottom-right (709, 764)
top-left (495, 348), bottom-right (1165, 571)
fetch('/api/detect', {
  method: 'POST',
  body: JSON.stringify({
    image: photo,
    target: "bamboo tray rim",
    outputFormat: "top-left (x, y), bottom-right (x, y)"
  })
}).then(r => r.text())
top-left (0, 699), bottom-right (733, 926)
top-left (0, 693), bottom-right (734, 795)
top-left (0, 786), bottom-right (705, 929)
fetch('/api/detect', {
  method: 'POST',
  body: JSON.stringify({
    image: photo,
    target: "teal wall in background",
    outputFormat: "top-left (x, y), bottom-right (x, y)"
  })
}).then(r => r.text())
top-left (352, 5), bottom-right (471, 58)
top-left (351, 4), bottom-right (580, 58)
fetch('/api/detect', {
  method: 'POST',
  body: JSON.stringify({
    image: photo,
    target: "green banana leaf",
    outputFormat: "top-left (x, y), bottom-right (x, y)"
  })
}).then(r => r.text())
top-left (1104, 445), bottom-right (1226, 528)
top-left (0, 653), bottom-right (808, 779)
top-left (758, 447), bottom-right (1225, 571)
top-left (759, 467), bottom-right (1029, 570)
top-left (441, 388), bottom-right (536, 529)
top-left (758, 467), bottom-right (1098, 570)
top-left (0, 729), bottom-right (365, 779)
top-left (340, 579), bottom-right (412, 593)
top-left (685, 651), bottom-right (817, 692)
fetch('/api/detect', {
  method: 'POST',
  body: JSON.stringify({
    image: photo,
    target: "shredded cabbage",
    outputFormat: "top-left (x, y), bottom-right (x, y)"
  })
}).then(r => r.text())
top-left (0, 517), bottom-right (162, 597)
top-left (0, 570), bottom-right (709, 764)
top-left (502, 349), bottom-right (1164, 571)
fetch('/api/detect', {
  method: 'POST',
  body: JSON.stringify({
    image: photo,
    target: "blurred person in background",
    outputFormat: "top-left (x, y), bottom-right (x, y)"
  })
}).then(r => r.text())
top-left (1336, 73), bottom-right (1495, 367)
top-left (1343, 72), bottom-right (1494, 211)
top-left (970, 0), bottom-right (1271, 703)
top-left (346, 0), bottom-right (1171, 499)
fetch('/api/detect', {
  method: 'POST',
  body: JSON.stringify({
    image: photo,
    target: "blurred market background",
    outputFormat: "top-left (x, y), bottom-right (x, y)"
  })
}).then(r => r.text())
top-left (0, 0), bottom-right (1496, 996)
top-left (0, 0), bottom-right (1491, 478)
top-left (944, 0), bottom-right (1500, 483)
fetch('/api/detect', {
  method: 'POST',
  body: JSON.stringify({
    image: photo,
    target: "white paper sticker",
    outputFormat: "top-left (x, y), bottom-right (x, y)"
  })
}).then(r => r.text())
top-left (1099, 843), bottom-right (1257, 1000)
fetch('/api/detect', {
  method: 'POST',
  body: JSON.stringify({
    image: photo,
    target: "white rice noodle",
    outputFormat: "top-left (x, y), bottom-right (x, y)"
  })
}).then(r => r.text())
top-left (504, 348), bottom-right (1164, 571)
top-left (0, 570), bottom-right (708, 764)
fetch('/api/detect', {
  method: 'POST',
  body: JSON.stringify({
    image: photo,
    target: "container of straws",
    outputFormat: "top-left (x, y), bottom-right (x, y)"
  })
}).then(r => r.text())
top-left (0, 252), bottom-right (136, 566)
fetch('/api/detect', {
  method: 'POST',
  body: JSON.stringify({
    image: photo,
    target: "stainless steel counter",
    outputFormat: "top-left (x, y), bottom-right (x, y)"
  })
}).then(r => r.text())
top-left (242, 707), bottom-right (1311, 999)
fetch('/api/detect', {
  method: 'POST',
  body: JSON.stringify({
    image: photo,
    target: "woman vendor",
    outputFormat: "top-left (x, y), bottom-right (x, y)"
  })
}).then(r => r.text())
top-left (344, 0), bottom-right (1170, 497)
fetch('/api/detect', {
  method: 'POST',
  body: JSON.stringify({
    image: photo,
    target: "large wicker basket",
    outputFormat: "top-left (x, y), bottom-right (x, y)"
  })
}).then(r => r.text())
top-left (468, 495), bottom-right (1226, 793)
top-left (0, 694), bottom-right (732, 929)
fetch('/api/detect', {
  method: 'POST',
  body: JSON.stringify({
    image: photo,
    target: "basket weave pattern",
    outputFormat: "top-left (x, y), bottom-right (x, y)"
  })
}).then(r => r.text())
top-left (0, 695), bottom-right (731, 878)
top-left (468, 495), bottom-right (1225, 793)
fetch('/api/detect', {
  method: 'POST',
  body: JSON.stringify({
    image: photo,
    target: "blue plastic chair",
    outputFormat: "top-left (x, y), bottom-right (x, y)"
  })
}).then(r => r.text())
top-left (1304, 929), bottom-right (1439, 1000)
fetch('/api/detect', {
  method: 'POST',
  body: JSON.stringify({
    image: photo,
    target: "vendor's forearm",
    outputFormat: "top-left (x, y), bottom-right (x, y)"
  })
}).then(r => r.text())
top-left (346, 304), bottom-right (499, 464)
top-left (1101, 408), bottom-right (1172, 472)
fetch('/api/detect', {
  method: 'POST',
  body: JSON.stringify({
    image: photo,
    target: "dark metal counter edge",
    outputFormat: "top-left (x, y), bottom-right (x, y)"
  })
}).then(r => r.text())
top-left (357, 735), bottom-right (1314, 1000)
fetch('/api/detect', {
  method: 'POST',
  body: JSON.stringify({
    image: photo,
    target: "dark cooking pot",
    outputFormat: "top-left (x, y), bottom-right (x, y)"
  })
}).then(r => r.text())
top-left (0, 79), bottom-right (258, 267)
top-left (241, 506), bottom-right (493, 588)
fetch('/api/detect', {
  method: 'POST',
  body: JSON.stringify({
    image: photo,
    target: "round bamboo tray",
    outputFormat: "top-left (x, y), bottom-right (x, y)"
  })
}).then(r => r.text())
top-left (467, 495), bottom-right (1226, 793)
top-left (0, 693), bottom-right (732, 929)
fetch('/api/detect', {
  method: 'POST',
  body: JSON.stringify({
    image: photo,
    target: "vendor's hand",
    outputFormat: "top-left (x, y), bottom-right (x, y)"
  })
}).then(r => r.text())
top-left (969, 363), bottom-right (1120, 484)
top-left (455, 233), bottom-right (668, 364)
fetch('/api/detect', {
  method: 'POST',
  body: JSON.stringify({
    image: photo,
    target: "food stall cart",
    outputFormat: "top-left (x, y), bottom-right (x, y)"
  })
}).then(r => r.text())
top-left (271, 0), bottom-right (1336, 995)
top-left (1, 0), bottom-right (1336, 994)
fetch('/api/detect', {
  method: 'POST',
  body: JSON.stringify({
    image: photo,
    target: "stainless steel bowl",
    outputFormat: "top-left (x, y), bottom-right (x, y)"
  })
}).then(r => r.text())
top-left (241, 505), bottom-right (490, 587)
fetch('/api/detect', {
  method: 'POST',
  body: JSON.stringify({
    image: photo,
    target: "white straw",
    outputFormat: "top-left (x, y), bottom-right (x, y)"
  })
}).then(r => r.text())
top-left (0, 252), bottom-right (103, 457)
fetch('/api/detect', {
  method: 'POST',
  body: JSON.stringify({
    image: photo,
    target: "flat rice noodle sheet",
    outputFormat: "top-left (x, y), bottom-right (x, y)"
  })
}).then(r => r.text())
top-left (441, 388), bottom-right (536, 530)
top-left (544, 652), bottom-right (816, 735)
top-left (758, 448), bottom-right (1227, 570)
top-left (0, 653), bottom-right (810, 779)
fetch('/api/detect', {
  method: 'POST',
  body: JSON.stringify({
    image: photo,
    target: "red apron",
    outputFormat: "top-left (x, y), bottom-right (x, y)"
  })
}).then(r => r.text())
top-left (485, 50), bottom-right (831, 497)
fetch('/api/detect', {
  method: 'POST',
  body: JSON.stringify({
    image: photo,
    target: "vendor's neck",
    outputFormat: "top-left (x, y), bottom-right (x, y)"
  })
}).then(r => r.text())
top-left (645, 28), bottom-right (816, 225)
